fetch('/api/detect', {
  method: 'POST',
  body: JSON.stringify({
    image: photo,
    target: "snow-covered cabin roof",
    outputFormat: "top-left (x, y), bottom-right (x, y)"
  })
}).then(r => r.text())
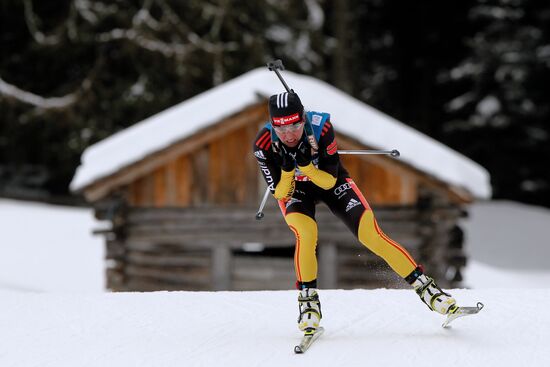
top-left (70, 68), bottom-right (491, 199)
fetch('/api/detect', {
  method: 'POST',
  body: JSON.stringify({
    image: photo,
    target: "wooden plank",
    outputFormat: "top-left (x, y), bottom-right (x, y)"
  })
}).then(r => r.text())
top-left (138, 175), bottom-right (154, 207)
top-left (128, 177), bottom-right (145, 206)
top-left (106, 240), bottom-right (125, 260)
top-left (125, 240), bottom-right (215, 253)
top-left (207, 125), bottom-right (256, 204)
top-left (208, 135), bottom-right (224, 203)
top-left (175, 156), bottom-right (191, 206)
top-left (165, 158), bottom-right (178, 205)
top-left (225, 128), bottom-right (244, 203)
top-left (125, 264), bottom-right (210, 284)
top-left (190, 148), bottom-right (209, 206)
top-left (128, 181), bottom-right (137, 206)
top-left (124, 206), bottom-right (431, 223)
top-left (106, 267), bottom-right (125, 291)
top-left (124, 220), bottom-right (420, 239)
top-left (126, 251), bottom-right (210, 267)
top-left (153, 166), bottom-right (167, 207)
top-left (125, 232), bottom-right (293, 249)
top-left (120, 206), bottom-right (436, 250)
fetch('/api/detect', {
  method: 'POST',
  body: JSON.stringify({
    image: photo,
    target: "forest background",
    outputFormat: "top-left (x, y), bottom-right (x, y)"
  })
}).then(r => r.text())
top-left (1, 0), bottom-right (549, 207)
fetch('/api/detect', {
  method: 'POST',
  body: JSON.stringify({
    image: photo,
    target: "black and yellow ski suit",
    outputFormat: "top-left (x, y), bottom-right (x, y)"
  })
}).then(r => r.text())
top-left (253, 117), bottom-right (417, 288)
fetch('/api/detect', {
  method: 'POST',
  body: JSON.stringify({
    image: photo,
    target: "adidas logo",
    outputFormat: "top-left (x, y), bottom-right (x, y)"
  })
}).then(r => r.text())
top-left (254, 150), bottom-right (266, 160)
top-left (345, 198), bottom-right (361, 212)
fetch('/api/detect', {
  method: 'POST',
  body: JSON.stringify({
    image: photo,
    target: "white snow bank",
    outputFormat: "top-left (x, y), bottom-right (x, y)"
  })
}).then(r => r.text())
top-left (70, 68), bottom-right (491, 199)
top-left (466, 260), bottom-right (550, 288)
top-left (0, 199), bottom-right (105, 292)
top-left (0, 288), bottom-right (548, 367)
top-left (462, 200), bottom-right (550, 270)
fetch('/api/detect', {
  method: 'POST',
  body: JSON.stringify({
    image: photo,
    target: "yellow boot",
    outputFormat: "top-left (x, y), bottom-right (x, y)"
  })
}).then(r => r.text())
top-left (412, 274), bottom-right (457, 315)
top-left (297, 289), bottom-right (322, 331)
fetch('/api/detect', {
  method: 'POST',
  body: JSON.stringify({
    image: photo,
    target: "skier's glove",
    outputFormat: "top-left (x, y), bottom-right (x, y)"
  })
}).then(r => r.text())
top-left (295, 140), bottom-right (312, 167)
top-left (279, 145), bottom-right (295, 172)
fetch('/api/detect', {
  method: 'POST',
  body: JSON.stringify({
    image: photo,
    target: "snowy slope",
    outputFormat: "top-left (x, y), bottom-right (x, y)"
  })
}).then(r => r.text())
top-left (1, 199), bottom-right (550, 365)
top-left (0, 199), bottom-right (105, 292)
top-left (461, 200), bottom-right (550, 270)
top-left (1, 288), bottom-right (549, 367)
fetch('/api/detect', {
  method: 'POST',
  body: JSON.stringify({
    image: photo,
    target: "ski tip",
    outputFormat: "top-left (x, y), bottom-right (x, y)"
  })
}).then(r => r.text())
top-left (441, 301), bottom-right (485, 328)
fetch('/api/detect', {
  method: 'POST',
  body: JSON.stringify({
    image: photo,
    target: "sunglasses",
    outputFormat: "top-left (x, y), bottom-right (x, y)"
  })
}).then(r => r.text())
top-left (273, 121), bottom-right (304, 133)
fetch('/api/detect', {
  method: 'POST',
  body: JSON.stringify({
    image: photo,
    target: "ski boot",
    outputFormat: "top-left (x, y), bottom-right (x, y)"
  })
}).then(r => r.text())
top-left (297, 288), bottom-right (322, 331)
top-left (407, 267), bottom-right (457, 315)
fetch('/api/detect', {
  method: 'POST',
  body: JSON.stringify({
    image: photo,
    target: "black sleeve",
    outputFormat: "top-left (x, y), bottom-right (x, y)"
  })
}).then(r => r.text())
top-left (316, 121), bottom-right (340, 178)
top-left (252, 128), bottom-right (281, 193)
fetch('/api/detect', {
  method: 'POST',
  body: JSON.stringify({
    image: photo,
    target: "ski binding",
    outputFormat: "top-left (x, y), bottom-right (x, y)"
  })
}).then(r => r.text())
top-left (442, 302), bottom-right (484, 328)
top-left (294, 327), bottom-right (324, 354)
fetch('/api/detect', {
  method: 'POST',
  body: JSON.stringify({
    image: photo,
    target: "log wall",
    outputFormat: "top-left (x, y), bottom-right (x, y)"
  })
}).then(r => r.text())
top-left (98, 200), bottom-right (467, 292)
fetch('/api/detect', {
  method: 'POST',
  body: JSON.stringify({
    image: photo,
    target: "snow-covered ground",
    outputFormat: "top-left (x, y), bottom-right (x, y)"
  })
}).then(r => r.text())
top-left (460, 200), bottom-right (550, 288)
top-left (0, 199), bottom-right (105, 292)
top-left (1, 288), bottom-right (549, 366)
top-left (1, 198), bottom-right (550, 366)
top-left (462, 200), bottom-right (550, 270)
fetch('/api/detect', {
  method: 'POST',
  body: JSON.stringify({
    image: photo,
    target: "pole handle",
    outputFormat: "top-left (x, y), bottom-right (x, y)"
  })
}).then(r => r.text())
top-left (267, 59), bottom-right (293, 93)
top-left (267, 59), bottom-right (285, 71)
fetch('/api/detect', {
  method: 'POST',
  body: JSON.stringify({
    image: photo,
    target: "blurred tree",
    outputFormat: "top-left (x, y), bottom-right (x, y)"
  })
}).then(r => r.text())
top-left (0, 0), bottom-right (327, 201)
top-left (1, 0), bottom-right (549, 208)
top-left (348, 0), bottom-right (476, 139)
top-left (443, 0), bottom-right (550, 206)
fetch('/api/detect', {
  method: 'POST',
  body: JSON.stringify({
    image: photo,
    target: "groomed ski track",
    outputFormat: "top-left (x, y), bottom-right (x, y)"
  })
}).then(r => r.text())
top-left (1, 289), bottom-right (549, 367)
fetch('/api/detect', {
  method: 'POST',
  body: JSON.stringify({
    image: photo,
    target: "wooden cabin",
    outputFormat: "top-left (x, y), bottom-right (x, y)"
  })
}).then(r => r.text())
top-left (71, 69), bottom-right (491, 291)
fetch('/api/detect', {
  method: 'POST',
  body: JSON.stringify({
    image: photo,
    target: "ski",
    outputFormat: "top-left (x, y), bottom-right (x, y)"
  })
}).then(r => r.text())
top-left (294, 327), bottom-right (324, 354)
top-left (442, 302), bottom-right (484, 328)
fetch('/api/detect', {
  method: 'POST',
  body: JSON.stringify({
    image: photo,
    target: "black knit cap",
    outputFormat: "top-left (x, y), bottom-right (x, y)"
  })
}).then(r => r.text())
top-left (268, 92), bottom-right (304, 126)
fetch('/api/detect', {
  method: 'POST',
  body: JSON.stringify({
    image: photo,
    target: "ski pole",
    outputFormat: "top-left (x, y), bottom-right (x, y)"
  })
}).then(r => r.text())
top-left (255, 149), bottom-right (400, 220)
top-left (338, 149), bottom-right (400, 157)
top-left (255, 186), bottom-right (271, 220)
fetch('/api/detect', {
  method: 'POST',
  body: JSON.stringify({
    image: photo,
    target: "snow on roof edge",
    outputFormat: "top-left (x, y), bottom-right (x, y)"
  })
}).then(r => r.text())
top-left (70, 68), bottom-right (491, 199)
top-left (70, 69), bottom-right (270, 192)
